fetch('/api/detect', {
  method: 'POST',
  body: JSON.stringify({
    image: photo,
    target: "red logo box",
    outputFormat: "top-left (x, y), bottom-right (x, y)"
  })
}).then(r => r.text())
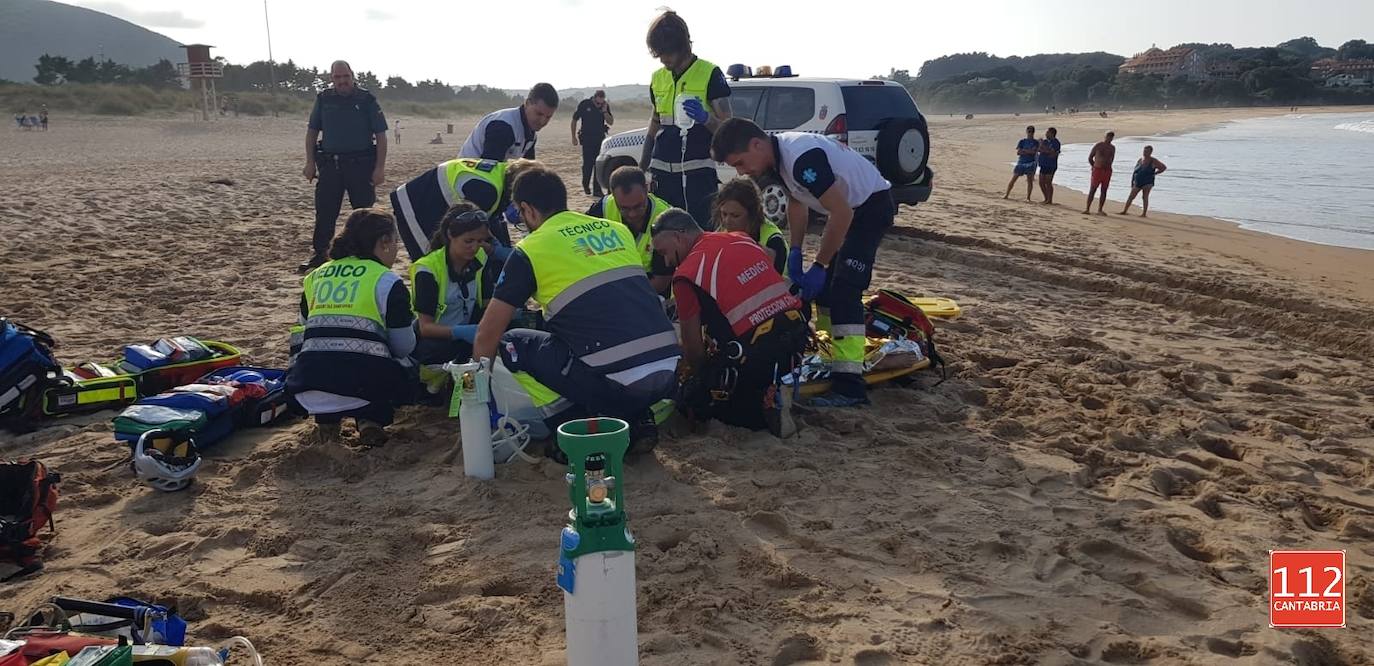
top-left (1270, 550), bottom-right (1345, 628)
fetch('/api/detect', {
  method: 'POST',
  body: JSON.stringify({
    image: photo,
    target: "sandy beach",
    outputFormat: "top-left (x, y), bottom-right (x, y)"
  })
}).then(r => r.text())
top-left (2, 105), bottom-right (1373, 664)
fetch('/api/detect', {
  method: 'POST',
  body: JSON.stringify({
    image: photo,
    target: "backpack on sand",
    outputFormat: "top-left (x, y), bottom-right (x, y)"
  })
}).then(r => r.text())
top-left (0, 459), bottom-right (60, 581)
top-left (864, 289), bottom-right (946, 379)
top-left (0, 319), bottom-right (62, 426)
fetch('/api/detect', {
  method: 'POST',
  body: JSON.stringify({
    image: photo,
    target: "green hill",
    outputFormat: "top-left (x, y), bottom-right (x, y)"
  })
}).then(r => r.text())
top-left (0, 0), bottom-right (183, 83)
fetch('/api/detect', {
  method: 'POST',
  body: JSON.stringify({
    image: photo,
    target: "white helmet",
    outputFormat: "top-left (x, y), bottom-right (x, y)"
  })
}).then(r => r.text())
top-left (131, 429), bottom-right (201, 492)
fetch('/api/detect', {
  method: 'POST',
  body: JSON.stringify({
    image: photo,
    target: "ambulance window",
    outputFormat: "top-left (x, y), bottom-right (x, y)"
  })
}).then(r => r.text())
top-left (761, 87), bottom-right (814, 130)
top-left (729, 87), bottom-right (764, 122)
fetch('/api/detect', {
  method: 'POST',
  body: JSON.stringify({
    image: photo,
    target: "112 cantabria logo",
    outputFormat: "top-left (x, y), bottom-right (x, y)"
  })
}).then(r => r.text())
top-left (1270, 550), bottom-right (1345, 629)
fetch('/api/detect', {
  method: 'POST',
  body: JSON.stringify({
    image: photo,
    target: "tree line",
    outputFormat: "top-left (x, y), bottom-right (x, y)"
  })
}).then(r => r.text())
top-left (25, 54), bottom-right (520, 106)
top-left (889, 37), bottom-right (1374, 114)
top-left (32, 54), bottom-right (181, 88)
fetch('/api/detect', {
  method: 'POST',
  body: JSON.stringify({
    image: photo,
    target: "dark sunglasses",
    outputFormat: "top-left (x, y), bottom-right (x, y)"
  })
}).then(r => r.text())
top-left (452, 210), bottom-right (489, 224)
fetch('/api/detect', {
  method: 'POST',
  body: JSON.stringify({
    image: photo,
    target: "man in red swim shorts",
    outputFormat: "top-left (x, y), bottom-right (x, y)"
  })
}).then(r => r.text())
top-left (1084, 131), bottom-right (1116, 216)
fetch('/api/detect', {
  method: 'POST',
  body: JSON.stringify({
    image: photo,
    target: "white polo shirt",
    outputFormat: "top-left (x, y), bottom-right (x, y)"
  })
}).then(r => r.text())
top-left (459, 107), bottom-right (535, 161)
top-left (773, 133), bottom-right (890, 214)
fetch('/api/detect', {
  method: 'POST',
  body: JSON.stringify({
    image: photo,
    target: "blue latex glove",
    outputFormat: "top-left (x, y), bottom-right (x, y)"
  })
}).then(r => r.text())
top-left (682, 97), bottom-right (709, 124)
top-left (786, 247), bottom-right (804, 281)
top-left (503, 203), bottom-right (521, 226)
top-left (799, 262), bottom-right (828, 301)
top-left (450, 324), bottom-right (478, 343)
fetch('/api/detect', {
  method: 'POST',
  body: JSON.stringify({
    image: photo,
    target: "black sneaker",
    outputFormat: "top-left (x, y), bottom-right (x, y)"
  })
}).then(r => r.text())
top-left (627, 412), bottom-right (659, 456)
top-left (297, 253), bottom-right (326, 274)
top-left (356, 419), bottom-right (388, 448)
top-left (544, 439), bottom-right (569, 465)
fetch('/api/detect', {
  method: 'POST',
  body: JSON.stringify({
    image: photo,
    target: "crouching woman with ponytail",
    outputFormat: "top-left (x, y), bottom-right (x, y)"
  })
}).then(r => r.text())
top-left (409, 202), bottom-right (504, 365)
top-left (288, 207), bottom-right (416, 447)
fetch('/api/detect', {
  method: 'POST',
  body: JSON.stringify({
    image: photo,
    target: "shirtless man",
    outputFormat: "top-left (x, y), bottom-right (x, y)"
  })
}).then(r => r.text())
top-left (1084, 131), bottom-right (1115, 216)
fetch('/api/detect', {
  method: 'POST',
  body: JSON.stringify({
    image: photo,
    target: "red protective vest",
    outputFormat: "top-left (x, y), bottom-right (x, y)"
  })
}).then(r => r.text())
top-left (672, 232), bottom-right (801, 338)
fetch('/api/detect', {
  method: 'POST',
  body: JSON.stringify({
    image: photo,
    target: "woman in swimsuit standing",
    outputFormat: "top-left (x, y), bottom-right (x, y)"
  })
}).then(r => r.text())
top-left (1121, 145), bottom-right (1167, 218)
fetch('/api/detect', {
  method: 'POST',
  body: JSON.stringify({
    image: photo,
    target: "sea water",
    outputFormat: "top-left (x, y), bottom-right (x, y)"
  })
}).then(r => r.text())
top-left (1054, 112), bottom-right (1374, 250)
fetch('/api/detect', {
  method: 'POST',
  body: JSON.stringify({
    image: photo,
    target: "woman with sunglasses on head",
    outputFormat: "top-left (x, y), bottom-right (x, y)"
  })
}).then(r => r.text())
top-left (409, 203), bottom-right (505, 366)
top-left (713, 177), bottom-right (787, 276)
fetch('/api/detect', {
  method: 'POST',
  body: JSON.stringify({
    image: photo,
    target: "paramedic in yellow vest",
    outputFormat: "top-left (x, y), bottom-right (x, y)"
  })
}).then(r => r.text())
top-left (287, 208), bottom-right (415, 447)
top-left (712, 177), bottom-right (788, 275)
top-left (473, 168), bottom-right (681, 456)
top-left (390, 157), bottom-right (542, 260)
top-left (585, 165), bottom-right (675, 292)
top-left (638, 10), bottom-right (732, 229)
top-left (409, 203), bottom-right (503, 366)
top-left (712, 118), bottom-right (896, 408)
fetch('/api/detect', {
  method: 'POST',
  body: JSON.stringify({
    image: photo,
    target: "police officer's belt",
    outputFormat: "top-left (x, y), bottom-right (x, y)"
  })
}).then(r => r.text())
top-left (316, 145), bottom-right (377, 161)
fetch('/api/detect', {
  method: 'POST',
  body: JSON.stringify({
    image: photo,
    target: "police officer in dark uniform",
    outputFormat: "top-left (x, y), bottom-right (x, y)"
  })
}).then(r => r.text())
top-left (301, 60), bottom-right (389, 272)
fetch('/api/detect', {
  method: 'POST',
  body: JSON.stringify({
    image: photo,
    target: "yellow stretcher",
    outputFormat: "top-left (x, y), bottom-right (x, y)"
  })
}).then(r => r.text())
top-left (875, 296), bottom-right (962, 319)
top-left (795, 333), bottom-right (930, 396)
top-left (798, 357), bottom-right (930, 397)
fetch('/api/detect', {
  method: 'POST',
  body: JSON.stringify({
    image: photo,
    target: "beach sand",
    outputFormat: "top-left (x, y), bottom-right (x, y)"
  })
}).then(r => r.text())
top-left (2, 106), bottom-right (1373, 664)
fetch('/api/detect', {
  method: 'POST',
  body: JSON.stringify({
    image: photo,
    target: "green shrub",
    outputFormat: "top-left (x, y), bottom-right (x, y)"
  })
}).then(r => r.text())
top-left (236, 97), bottom-right (267, 116)
top-left (93, 97), bottom-right (139, 115)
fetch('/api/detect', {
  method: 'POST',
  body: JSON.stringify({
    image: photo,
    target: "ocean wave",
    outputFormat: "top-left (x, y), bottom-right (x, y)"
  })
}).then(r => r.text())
top-left (1334, 120), bottom-right (1374, 134)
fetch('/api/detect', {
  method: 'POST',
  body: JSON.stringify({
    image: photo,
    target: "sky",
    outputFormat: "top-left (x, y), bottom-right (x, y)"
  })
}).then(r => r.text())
top-left (62, 0), bottom-right (1374, 89)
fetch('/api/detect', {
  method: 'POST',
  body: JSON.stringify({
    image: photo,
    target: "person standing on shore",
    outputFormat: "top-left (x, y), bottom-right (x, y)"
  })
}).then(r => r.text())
top-left (571, 90), bottom-right (614, 196)
top-left (1120, 145), bottom-right (1167, 218)
top-left (301, 61), bottom-right (389, 273)
top-left (459, 84), bottom-right (559, 161)
top-left (639, 10), bottom-right (732, 228)
top-left (1003, 125), bottom-right (1038, 201)
top-left (1037, 127), bottom-right (1060, 204)
top-left (39, 105), bottom-right (48, 131)
top-left (1083, 131), bottom-right (1116, 216)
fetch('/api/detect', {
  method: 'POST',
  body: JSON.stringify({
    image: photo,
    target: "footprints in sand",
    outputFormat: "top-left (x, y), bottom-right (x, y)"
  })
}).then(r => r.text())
top-left (1203, 636), bottom-right (1258, 658)
top-left (1246, 379), bottom-right (1303, 396)
top-left (1192, 433), bottom-right (1244, 461)
top-left (772, 633), bottom-right (822, 666)
top-left (1075, 538), bottom-right (1211, 620)
top-left (1162, 526), bottom-right (1216, 563)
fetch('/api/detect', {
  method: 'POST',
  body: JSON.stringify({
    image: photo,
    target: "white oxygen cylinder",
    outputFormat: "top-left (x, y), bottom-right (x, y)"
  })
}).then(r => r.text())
top-left (455, 359), bottom-right (495, 479)
top-left (563, 536), bottom-right (639, 666)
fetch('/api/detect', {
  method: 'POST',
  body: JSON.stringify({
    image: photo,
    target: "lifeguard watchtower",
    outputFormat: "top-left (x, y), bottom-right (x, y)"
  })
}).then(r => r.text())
top-left (178, 44), bottom-right (223, 121)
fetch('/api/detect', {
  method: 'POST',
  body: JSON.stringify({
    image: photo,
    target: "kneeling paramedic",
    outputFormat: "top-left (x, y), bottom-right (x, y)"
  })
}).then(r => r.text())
top-left (712, 118), bottom-right (895, 407)
top-left (288, 208), bottom-right (416, 447)
top-left (472, 168), bottom-right (681, 454)
top-left (586, 165), bottom-right (675, 292)
top-left (713, 177), bottom-right (787, 275)
top-left (409, 203), bottom-right (503, 368)
top-left (390, 157), bottom-right (542, 260)
top-left (651, 211), bottom-right (806, 436)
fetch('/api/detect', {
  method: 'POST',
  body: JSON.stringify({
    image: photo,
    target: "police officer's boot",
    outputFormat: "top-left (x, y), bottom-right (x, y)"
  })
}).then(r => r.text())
top-left (298, 253), bottom-right (327, 274)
